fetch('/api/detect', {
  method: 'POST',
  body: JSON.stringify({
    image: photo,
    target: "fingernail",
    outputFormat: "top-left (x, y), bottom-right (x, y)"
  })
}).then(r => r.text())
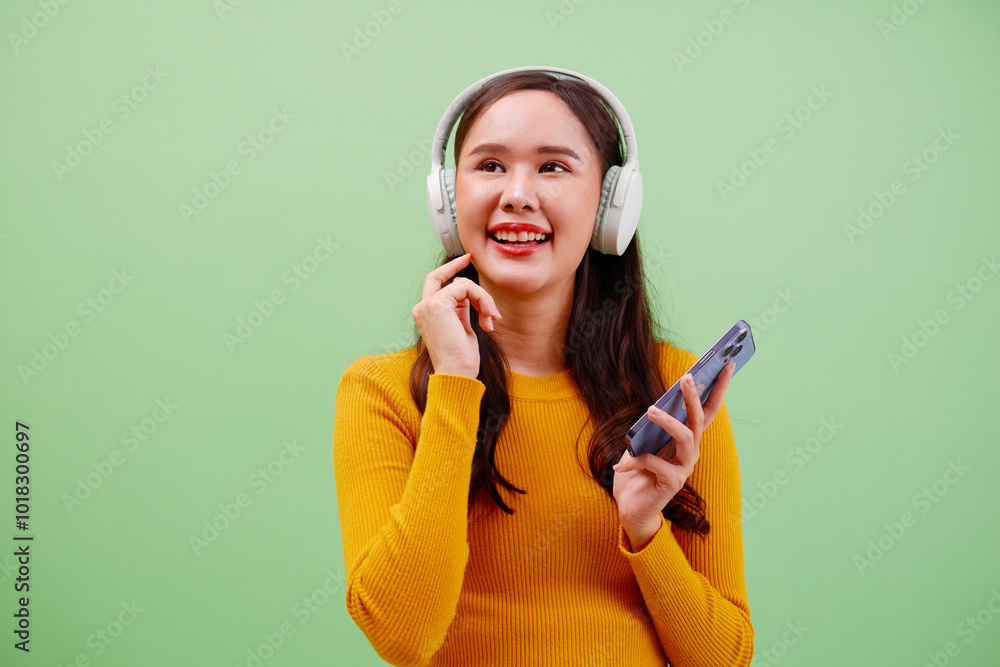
top-left (493, 309), bottom-right (502, 319)
top-left (486, 316), bottom-right (493, 331)
top-left (649, 406), bottom-right (662, 416)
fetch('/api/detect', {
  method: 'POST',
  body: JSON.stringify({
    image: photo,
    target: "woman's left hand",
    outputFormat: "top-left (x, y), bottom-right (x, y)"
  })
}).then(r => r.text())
top-left (613, 363), bottom-right (735, 549)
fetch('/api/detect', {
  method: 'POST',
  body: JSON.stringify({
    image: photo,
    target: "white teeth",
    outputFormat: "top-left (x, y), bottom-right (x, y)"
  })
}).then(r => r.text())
top-left (490, 230), bottom-right (549, 242)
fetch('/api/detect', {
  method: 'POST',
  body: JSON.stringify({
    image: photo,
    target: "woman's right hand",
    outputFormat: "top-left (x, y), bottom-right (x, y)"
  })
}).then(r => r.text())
top-left (411, 253), bottom-right (501, 379)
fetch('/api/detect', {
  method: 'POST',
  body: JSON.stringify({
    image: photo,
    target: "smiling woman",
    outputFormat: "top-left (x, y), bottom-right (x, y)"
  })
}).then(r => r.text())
top-left (333, 67), bottom-right (753, 666)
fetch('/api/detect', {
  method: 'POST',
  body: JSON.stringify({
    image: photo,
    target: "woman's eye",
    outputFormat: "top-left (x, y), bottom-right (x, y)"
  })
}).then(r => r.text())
top-left (540, 162), bottom-right (569, 173)
top-left (476, 160), bottom-right (504, 173)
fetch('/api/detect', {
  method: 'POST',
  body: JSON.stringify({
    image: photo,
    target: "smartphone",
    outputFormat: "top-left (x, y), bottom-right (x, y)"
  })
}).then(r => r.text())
top-left (624, 320), bottom-right (755, 459)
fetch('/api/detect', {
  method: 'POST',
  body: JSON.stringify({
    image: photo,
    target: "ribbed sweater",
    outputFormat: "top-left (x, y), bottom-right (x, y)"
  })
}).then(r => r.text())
top-left (332, 341), bottom-right (753, 666)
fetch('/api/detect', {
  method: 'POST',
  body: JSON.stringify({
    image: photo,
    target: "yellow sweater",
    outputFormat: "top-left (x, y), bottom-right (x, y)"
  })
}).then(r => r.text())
top-left (333, 341), bottom-right (753, 666)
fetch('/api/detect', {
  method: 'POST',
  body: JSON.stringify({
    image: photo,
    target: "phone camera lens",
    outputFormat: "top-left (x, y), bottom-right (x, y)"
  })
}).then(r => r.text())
top-left (736, 330), bottom-right (747, 343)
top-left (733, 344), bottom-right (743, 357)
top-left (723, 344), bottom-right (733, 356)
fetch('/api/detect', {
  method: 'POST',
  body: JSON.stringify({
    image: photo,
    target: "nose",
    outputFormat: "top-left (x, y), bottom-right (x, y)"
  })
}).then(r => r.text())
top-left (500, 168), bottom-right (538, 212)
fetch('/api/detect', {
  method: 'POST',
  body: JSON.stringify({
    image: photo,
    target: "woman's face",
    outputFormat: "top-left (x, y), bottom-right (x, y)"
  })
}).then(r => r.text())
top-left (454, 89), bottom-right (604, 298)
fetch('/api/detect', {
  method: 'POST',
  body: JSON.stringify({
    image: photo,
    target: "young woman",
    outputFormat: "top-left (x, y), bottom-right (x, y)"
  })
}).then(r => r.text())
top-left (333, 67), bottom-right (753, 666)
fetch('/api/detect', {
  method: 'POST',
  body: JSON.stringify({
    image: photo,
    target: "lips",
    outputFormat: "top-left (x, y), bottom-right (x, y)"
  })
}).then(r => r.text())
top-left (483, 222), bottom-right (552, 256)
top-left (488, 234), bottom-right (549, 256)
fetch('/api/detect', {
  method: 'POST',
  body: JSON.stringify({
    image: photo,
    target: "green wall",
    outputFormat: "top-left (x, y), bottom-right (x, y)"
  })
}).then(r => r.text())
top-left (2, 1), bottom-right (999, 665)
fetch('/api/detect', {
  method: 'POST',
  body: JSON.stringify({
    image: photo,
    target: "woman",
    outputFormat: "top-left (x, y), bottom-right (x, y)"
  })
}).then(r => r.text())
top-left (333, 67), bottom-right (753, 666)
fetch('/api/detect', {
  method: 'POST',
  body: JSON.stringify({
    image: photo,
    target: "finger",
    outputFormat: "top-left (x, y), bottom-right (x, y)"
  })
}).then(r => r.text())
top-left (454, 295), bottom-right (473, 334)
top-left (647, 406), bottom-right (698, 468)
top-left (702, 362), bottom-right (734, 423)
top-left (441, 277), bottom-right (501, 329)
top-left (679, 374), bottom-right (705, 436)
top-left (421, 253), bottom-right (473, 302)
top-left (646, 406), bottom-right (692, 460)
top-left (673, 376), bottom-right (704, 467)
top-left (614, 451), bottom-right (675, 477)
top-left (671, 424), bottom-right (699, 471)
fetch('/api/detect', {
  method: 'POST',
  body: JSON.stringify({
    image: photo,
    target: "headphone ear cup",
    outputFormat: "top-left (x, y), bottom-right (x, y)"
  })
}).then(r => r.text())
top-left (593, 164), bottom-right (643, 256)
top-left (425, 167), bottom-right (465, 257)
top-left (593, 165), bottom-right (621, 254)
top-left (442, 168), bottom-right (457, 221)
top-left (437, 168), bottom-right (464, 257)
top-left (613, 166), bottom-right (642, 255)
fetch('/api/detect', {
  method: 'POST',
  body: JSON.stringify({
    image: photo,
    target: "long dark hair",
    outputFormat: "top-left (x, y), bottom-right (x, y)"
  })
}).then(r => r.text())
top-left (407, 71), bottom-right (709, 534)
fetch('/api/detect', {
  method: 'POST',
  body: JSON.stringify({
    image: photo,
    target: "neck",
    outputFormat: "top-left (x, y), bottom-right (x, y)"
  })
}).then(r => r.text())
top-left (483, 276), bottom-right (574, 377)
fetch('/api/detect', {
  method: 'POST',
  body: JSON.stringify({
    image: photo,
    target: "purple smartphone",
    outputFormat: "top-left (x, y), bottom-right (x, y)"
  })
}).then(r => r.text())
top-left (624, 320), bottom-right (755, 459)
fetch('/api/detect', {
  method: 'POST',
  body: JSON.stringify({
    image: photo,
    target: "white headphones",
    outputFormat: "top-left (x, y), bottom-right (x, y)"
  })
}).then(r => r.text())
top-left (425, 66), bottom-right (643, 257)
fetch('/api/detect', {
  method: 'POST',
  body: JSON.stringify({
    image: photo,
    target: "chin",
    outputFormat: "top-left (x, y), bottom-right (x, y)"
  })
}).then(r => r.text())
top-left (481, 262), bottom-right (554, 294)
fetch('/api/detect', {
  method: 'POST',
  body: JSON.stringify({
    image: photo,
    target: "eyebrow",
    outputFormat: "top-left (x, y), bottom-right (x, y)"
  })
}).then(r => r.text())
top-left (466, 143), bottom-right (582, 161)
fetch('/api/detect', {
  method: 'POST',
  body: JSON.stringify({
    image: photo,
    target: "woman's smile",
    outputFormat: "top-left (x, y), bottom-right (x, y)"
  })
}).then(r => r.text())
top-left (487, 222), bottom-right (552, 255)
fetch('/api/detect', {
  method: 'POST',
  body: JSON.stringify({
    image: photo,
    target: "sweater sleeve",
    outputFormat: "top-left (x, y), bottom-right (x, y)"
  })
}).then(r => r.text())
top-left (617, 399), bottom-right (754, 667)
top-left (333, 356), bottom-right (486, 666)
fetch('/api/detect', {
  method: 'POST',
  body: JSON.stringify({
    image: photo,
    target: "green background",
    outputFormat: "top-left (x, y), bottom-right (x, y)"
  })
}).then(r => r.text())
top-left (2, 0), bottom-right (999, 665)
